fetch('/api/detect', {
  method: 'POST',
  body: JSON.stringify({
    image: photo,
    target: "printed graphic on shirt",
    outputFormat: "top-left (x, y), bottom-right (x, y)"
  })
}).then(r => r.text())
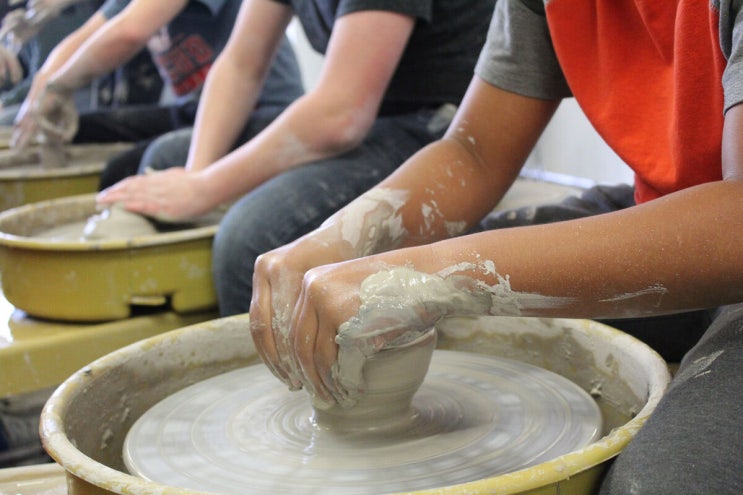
top-left (149, 28), bottom-right (215, 97)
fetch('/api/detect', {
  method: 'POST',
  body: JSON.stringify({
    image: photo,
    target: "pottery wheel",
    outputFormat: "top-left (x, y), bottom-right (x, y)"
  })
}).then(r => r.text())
top-left (123, 350), bottom-right (602, 494)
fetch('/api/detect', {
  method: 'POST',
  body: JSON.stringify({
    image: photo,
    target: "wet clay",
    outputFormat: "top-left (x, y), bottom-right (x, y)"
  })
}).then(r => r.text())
top-left (123, 349), bottom-right (602, 495)
top-left (33, 205), bottom-right (157, 241)
top-left (314, 328), bottom-right (438, 431)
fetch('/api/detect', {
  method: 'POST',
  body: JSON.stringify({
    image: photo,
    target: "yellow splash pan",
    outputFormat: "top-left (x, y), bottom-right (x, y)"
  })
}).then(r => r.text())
top-left (0, 142), bottom-right (134, 212)
top-left (0, 125), bottom-right (12, 148)
top-left (40, 314), bottom-right (670, 495)
top-left (0, 193), bottom-right (219, 322)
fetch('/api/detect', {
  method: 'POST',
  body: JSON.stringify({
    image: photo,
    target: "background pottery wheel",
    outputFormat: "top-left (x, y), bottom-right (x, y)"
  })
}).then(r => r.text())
top-left (0, 126), bottom-right (12, 149)
top-left (0, 142), bottom-right (134, 212)
top-left (0, 193), bottom-right (220, 321)
top-left (124, 350), bottom-right (602, 494)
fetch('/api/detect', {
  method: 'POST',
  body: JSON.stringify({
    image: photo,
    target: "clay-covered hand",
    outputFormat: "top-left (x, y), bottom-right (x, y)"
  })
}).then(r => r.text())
top-left (250, 233), bottom-right (357, 394)
top-left (11, 98), bottom-right (38, 149)
top-left (34, 83), bottom-right (77, 143)
top-left (0, 44), bottom-right (22, 89)
top-left (12, 82), bottom-right (77, 149)
top-left (96, 167), bottom-right (213, 223)
top-left (252, 245), bottom-right (455, 408)
top-left (251, 253), bottom-right (376, 406)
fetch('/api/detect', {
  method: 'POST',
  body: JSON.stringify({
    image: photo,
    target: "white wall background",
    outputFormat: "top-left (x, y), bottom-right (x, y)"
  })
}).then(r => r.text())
top-left (523, 99), bottom-right (634, 187)
top-left (286, 20), bottom-right (324, 91)
top-left (286, 21), bottom-right (634, 188)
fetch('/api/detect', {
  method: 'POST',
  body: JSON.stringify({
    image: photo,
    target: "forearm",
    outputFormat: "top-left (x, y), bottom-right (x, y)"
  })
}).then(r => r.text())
top-left (46, 0), bottom-right (191, 92)
top-left (26, 16), bottom-right (95, 101)
top-left (306, 91), bottom-right (560, 259)
top-left (47, 26), bottom-right (144, 91)
top-left (195, 90), bottom-right (379, 209)
top-left (371, 179), bottom-right (743, 320)
top-left (296, 138), bottom-right (507, 263)
top-left (185, 55), bottom-right (265, 171)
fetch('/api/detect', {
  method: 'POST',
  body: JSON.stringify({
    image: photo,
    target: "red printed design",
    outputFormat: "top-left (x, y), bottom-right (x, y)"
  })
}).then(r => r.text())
top-left (154, 34), bottom-right (215, 97)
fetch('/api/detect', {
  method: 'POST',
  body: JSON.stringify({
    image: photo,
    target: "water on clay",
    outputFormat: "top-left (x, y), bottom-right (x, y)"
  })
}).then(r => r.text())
top-left (123, 349), bottom-right (603, 495)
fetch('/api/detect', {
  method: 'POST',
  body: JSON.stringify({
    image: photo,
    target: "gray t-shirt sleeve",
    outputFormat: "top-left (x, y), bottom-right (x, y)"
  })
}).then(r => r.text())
top-left (338, 0), bottom-right (432, 20)
top-left (719, 0), bottom-right (743, 112)
top-left (474, 0), bottom-right (570, 100)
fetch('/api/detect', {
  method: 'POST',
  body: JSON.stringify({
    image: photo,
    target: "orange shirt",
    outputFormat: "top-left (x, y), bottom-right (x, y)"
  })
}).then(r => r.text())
top-left (545, 0), bottom-right (727, 203)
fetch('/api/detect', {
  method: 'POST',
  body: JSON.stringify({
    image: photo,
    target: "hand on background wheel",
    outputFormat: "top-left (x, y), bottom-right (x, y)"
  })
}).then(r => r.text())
top-left (11, 83), bottom-right (77, 150)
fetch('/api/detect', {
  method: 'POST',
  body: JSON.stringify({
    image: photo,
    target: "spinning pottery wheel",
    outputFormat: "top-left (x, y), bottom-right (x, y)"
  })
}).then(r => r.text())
top-left (122, 349), bottom-right (603, 494)
top-left (0, 193), bottom-right (220, 321)
top-left (0, 142), bottom-right (134, 212)
top-left (41, 314), bottom-right (670, 495)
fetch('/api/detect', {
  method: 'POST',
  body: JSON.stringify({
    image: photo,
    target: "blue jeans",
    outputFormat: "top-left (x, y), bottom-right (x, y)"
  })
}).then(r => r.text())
top-left (141, 105), bottom-right (453, 316)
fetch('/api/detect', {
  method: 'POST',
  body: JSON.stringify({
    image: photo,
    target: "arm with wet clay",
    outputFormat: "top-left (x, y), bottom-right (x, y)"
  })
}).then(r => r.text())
top-left (251, 77), bottom-right (743, 408)
top-left (11, 1), bottom-right (187, 149)
top-left (10, 7), bottom-right (103, 149)
top-left (96, 6), bottom-right (417, 223)
top-left (249, 79), bottom-right (560, 403)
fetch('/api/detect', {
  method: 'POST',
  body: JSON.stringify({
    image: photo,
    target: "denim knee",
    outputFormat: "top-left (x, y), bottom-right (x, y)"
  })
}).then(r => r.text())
top-left (139, 128), bottom-right (193, 173)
